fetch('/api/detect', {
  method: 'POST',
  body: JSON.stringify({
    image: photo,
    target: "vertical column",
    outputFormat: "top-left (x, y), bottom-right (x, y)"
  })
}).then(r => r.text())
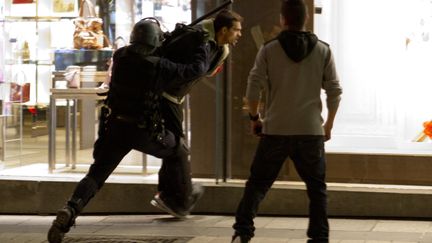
top-left (65, 99), bottom-right (70, 167)
top-left (48, 95), bottom-right (57, 173)
top-left (72, 99), bottom-right (77, 169)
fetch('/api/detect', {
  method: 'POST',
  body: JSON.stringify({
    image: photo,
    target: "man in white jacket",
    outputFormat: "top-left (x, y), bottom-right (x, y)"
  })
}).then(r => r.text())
top-left (231, 0), bottom-right (342, 242)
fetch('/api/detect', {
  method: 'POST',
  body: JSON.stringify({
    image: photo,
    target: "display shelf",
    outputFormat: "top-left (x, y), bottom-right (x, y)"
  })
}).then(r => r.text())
top-left (1, 2), bottom-right (76, 106)
top-left (0, 0), bottom-right (78, 162)
top-left (4, 60), bottom-right (53, 65)
top-left (4, 16), bottom-right (75, 21)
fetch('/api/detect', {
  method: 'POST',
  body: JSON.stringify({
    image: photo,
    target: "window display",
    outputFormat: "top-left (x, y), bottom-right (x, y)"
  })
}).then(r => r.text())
top-left (0, 0), bottom-right (428, 186)
top-left (315, 0), bottom-right (432, 153)
top-left (0, 0), bottom-right (194, 173)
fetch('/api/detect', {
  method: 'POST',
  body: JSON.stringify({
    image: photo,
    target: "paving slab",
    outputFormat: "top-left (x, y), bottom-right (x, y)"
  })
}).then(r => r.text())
top-left (0, 215), bottom-right (431, 242)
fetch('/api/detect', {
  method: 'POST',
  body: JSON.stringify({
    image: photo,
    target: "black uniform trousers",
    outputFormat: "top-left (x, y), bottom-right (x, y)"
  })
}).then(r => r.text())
top-left (67, 112), bottom-right (192, 214)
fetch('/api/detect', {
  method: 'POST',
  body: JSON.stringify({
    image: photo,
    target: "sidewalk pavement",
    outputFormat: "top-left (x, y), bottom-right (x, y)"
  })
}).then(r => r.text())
top-left (0, 214), bottom-right (432, 243)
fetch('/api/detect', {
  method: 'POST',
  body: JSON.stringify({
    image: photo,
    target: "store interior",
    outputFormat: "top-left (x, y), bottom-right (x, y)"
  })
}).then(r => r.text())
top-left (0, 0), bottom-right (191, 173)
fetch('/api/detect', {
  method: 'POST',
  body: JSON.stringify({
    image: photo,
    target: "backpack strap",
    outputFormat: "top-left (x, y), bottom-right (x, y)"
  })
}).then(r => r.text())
top-left (162, 92), bottom-right (185, 104)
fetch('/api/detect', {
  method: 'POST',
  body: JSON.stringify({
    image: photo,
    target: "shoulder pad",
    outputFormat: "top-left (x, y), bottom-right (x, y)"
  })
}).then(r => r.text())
top-left (113, 46), bottom-right (128, 58)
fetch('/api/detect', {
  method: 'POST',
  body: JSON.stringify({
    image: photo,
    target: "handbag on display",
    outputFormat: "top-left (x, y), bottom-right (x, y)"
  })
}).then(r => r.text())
top-left (64, 65), bottom-right (81, 88)
top-left (73, 0), bottom-right (111, 49)
top-left (10, 71), bottom-right (30, 103)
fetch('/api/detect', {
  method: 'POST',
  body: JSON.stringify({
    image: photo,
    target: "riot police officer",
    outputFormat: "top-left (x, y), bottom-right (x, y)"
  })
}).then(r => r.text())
top-left (47, 18), bottom-right (209, 243)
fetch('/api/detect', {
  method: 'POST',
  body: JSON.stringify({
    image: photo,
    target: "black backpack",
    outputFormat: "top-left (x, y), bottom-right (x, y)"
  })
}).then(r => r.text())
top-left (159, 0), bottom-right (233, 62)
top-left (159, 23), bottom-right (208, 63)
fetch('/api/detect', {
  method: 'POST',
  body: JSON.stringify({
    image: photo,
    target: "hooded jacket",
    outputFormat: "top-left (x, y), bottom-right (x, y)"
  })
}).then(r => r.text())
top-left (246, 30), bottom-right (342, 135)
top-left (161, 19), bottom-right (230, 100)
top-left (199, 19), bottom-right (230, 76)
top-left (159, 19), bottom-right (232, 136)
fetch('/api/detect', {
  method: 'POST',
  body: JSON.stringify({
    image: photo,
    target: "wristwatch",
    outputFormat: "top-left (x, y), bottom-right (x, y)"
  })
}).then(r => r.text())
top-left (248, 112), bottom-right (259, 121)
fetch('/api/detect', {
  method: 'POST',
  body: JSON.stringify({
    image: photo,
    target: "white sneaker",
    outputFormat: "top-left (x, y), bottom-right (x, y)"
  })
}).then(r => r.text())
top-left (150, 193), bottom-right (188, 219)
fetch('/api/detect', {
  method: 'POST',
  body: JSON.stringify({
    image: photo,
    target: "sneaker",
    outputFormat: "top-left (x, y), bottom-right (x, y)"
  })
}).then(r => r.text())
top-left (151, 193), bottom-right (188, 219)
top-left (151, 184), bottom-right (204, 219)
top-left (47, 206), bottom-right (76, 243)
top-left (186, 183), bottom-right (204, 212)
top-left (231, 234), bottom-right (251, 243)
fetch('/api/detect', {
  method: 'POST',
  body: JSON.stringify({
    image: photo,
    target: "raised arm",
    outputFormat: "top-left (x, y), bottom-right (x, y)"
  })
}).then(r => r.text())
top-left (157, 43), bottom-right (210, 84)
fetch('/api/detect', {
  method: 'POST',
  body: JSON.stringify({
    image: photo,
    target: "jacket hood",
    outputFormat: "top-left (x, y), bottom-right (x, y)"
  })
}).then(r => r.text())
top-left (277, 30), bottom-right (318, 62)
top-left (199, 19), bottom-right (216, 43)
top-left (198, 18), bottom-right (230, 76)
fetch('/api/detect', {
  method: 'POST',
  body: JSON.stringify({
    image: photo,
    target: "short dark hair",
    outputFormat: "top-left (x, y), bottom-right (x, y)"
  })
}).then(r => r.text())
top-left (213, 10), bottom-right (243, 33)
top-left (280, 0), bottom-right (307, 30)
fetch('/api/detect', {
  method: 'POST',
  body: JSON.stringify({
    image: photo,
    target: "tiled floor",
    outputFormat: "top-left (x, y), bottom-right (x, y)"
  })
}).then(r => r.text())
top-left (0, 214), bottom-right (432, 242)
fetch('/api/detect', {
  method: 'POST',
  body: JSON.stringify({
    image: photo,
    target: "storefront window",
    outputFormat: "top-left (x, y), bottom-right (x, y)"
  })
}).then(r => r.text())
top-left (1, 0), bottom-right (429, 179)
top-left (0, 0), bottom-right (191, 174)
top-left (315, 0), bottom-right (432, 154)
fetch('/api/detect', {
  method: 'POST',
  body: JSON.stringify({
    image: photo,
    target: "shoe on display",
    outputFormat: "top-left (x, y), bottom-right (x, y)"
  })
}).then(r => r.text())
top-left (47, 206), bottom-right (76, 243)
top-left (151, 193), bottom-right (188, 219)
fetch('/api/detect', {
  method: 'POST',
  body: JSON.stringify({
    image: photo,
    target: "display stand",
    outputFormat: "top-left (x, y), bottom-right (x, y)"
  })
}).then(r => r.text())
top-left (0, 100), bottom-right (23, 161)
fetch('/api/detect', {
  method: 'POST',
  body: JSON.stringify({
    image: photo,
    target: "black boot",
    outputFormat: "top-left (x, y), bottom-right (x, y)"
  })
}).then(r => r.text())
top-left (48, 176), bottom-right (99, 243)
top-left (47, 177), bottom-right (97, 243)
top-left (47, 196), bottom-right (88, 243)
top-left (47, 205), bottom-right (77, 243)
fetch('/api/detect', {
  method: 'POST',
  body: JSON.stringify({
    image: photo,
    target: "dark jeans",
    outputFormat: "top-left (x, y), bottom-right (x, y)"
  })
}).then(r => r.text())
top-left (158, 138), bottom-right (193, 209)
top-left (68, 114), bottom-right (192, 213)
top-left (233, 135), bottom-right (329, 241)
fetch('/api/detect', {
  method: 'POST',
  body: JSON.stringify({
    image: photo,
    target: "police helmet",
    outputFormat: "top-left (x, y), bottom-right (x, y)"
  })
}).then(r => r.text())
top-left (130, 17), bottom-right (163, 48)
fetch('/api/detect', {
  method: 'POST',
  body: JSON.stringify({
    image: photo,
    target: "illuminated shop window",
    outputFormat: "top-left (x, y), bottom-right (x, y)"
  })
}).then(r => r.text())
top-left (315, 0), bottom-right (432, 153)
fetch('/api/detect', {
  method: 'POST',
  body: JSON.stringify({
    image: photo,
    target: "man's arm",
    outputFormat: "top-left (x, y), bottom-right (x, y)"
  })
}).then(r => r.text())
top-left (247, 100), bottom-right (260, 117)
top-left (245, 99), bottom-right (263, 136)
top-left (322, 49), bottom-right (342, 141)
top-left (157, 43), bottom-right (210, 83)
top-left (245, 46), bottom-right (267, 136)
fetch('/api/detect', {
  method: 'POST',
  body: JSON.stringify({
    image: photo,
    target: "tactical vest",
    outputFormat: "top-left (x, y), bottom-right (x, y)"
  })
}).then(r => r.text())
top-left (106, 45), bottom-right (165, 137)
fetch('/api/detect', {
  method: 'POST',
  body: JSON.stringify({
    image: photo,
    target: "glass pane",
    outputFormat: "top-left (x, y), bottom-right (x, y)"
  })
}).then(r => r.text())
top-left (316, 0), bottom-right (432, 154)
